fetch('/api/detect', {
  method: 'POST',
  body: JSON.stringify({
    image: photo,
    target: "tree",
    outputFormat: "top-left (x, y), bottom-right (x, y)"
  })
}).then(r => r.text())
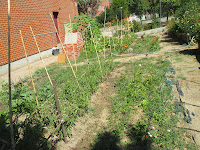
top-left (96, 0), bottom-right (129, 23)
top-left (175, 1), bottom-right (200, 49)
top-left (77, 0), bottom-right (102, 17)
top-left (128, 0), bottom-right (149, 22)
top-left (111, 0), bottom-right (129, 19)
top-left (161, 0), bottom-right (181, 21)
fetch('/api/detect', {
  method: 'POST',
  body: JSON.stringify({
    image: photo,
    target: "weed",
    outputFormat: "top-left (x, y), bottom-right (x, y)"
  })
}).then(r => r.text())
top-left (105, 57), bottom-right (195, 149)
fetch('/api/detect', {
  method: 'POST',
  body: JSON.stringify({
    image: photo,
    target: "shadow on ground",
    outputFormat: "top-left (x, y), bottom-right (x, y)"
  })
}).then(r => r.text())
top-left (91, 125), bottom-right (152, 150)
top-left (0, 114), bottom-right (50, 150)
top-left (126, 125), bottom-right (152, 150)
top-left (179, 48), bottom-right (200, 64)
top-left (161, 34), bottom-right (185, 46)
top-left (91, 132), bottom-right (121, 150)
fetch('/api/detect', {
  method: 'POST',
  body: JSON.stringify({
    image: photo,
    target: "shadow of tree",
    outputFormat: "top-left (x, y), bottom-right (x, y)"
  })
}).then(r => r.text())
top-left (0, 114), bottom-right (50, 150)
top-left (179, 48), bottom-right (200, 64)
top-left (161, 34), bottom-right (185, 46)
top-left (126, 124), bottom-right (152, 150)
top-left (91, 123), bottom-right (153, 150)
top-left (91, 131), bottom-right (121, 150)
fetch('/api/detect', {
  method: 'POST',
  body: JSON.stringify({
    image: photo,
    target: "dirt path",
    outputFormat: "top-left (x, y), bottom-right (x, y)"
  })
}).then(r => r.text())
top-left (56, 66), bottom-right (126, 150)
top-left (169, 50), bottom-right (200, 147)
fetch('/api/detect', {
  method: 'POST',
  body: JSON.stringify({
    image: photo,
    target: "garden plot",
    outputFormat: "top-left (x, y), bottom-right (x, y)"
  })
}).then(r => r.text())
top-left (0, 31), bottom-right (199, 149)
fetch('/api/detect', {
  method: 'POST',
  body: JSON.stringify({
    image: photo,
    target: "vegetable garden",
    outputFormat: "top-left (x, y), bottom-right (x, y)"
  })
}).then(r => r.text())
top-left (0, 9), bottom-right (199, 150)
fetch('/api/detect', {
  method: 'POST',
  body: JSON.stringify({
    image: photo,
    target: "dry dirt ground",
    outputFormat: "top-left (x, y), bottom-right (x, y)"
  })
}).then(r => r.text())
top-left (0, 31), bottom-right (199, 149)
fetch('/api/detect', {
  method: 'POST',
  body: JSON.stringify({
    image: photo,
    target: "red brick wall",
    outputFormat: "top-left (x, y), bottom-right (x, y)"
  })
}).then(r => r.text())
top-left (0, 0), bottom-right (78, 66)
top-left (63, 32), bottom-right (84, 60)
top-left (96, 0), bottom-right (111, 16)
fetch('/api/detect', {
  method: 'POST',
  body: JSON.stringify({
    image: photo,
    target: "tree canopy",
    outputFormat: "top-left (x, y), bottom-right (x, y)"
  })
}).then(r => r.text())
top-left (77, 0), bottom-right (102, 17)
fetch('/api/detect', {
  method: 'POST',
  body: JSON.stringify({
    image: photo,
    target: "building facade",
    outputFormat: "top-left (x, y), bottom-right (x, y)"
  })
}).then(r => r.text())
top-left (0, 0), bottom-right (78, 66)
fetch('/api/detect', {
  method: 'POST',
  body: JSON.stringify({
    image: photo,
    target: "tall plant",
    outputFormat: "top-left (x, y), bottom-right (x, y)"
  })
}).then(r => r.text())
top-left (175, 1), bottom-right (200, 48)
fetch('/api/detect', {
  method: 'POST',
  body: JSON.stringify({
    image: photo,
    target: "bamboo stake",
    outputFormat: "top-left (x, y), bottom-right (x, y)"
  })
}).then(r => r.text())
top-left (49, 13), bottom-right (80, 89)
top-left (8, 0), bottom-right (15, 149)
top-left (20, 30), bottom-right (39, 106)
top-left (127, 17), bottom-right (130, 36)
top-left (81, 30), bottom-right (89, 69)
top-left (69, 15), bottom-right (77, 72)
top-left (103, 7), bottom-right (106, 58)
top-left (89, 25), bottom-right (103, 78)
top-left (30, 26), bottom-right (53, 86)
top-left (111, 23), bottom-right (115, 52)
top-left (116, 15), bottom-right (119, 43)
top-left (84, 40), bottom-right (89, 70)
top-left (109, 23), bottom-right (111, 53)
top-left (52, 80), bottom-right (67, 143)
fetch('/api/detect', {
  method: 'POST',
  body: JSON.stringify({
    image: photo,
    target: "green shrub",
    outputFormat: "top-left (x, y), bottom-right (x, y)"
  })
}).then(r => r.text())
top-left (130, 20), bottom-right (142, 32)
top-left (151, 16), bottom-right (160, 29)
top-left (144, 23), bottom-right (152, 30)
top-left (175, 1), bottom-right (200, 41)
top-left (167, 18), bottom-right (178, 36)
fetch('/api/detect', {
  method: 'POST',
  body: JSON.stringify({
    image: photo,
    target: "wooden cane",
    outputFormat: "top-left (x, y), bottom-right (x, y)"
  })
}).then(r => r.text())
top-left (20, 30), bottom-right (39, 106)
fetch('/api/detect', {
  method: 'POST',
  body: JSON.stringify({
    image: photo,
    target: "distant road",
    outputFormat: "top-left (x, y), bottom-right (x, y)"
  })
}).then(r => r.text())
top-left (100, 17), bottom-right (174, 32)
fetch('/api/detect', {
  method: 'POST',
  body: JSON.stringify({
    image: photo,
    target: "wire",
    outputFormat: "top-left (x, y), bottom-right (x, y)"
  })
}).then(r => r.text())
top-left (111, 36), bottom-right (195, 57)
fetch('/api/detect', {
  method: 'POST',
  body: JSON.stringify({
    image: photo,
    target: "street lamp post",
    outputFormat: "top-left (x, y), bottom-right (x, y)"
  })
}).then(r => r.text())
top-left (160, 0), bottom-right (162, 27)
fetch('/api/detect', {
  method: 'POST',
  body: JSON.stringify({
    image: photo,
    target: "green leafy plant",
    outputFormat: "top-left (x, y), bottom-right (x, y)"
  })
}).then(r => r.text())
top-left (175, 1), bottom-right (200, 47)
top-left (130, 20), bottom-right (142, 32)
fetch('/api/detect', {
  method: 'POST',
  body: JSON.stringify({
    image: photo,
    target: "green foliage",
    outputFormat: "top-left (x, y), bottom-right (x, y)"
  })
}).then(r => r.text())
top-left (151, 16), bottom-right (160, 28)
top-left (96, 7), bottom-right (116, 24)
top-left (143, 23), bottom-right (152, 30)
top-left (134, 36), bottom-right (161, 53)
top-left (130, 20), bottom-right (142, 32)
top-left (113, 32), bottom-right (137, 54)
top-left (175, 1), bottom-right (200, 40)
top-left (111, 0), bottom-right (129, 18)
top-left (108, 57), bottom-right (195, 149)
top-left (77, 0), bottom-right (101, 17)
top-left (96, 0), bottom-right (129, 23)
top-left (0, 55), bottom-right (115, 148)
top-left (71, 13), bottom-right (101, 44)
top-left (167, 18), bottom-right (178, 34)
top-left (161, 0), bottom-right (181, 17)
top-left (128, 0), bottom-right (149, 19)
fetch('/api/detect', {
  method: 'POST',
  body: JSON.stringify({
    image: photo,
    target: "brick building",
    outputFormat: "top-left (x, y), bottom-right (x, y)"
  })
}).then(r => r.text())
top-left (0, 0), bottom-right (79, 66)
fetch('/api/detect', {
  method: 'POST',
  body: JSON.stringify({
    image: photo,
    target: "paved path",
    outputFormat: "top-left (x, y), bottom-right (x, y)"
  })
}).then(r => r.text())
top-left (100, 17), bottom-right (173, 32)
